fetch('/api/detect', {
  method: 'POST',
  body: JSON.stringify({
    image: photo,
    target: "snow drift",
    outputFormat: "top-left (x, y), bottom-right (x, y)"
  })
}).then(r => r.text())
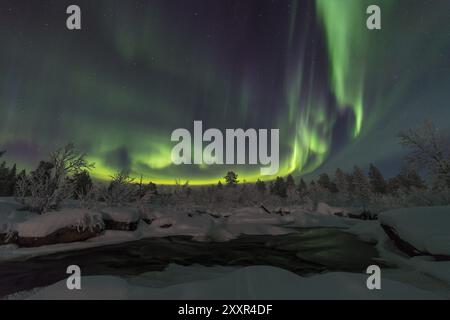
top-left (380, 206), bottom-right (450, 257)
top-left (27, 265), bottom-right (440, 300)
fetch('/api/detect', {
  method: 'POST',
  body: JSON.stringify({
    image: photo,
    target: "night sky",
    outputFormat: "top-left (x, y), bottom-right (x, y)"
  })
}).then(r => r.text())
top-left (0, 0), bottom-right (449, 184)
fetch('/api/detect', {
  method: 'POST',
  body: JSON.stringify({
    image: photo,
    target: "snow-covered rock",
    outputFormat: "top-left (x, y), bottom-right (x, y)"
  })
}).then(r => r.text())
top-left (101, 207), bottom-right (140, 231)
top-left (27, 265), bottom-right (440, 300)
top-left (380, 206), bottom-right (450, 257)
top-left (16, 209), bottom-right (104, 247)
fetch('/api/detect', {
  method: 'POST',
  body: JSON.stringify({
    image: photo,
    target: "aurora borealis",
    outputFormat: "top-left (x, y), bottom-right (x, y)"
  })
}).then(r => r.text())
top-left (0, 0), bottom-right (449, 184)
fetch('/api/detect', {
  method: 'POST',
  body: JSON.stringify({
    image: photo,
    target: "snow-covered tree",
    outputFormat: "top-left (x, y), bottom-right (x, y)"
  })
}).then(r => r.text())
top-left (255, 179), bottom-right (266, 193)
top-left (286, 174), bottom-right (295, 190)
top-left (224, 171), bottom-right (239, 187)
top-left (16, 143), bottom-right (93, 214)
top-left (271, 177), bottom-right (287, 198)
top-left (335, 168), bottom-right (351, 204)
top-left (297, 178), bottom-right (307, 194)
top-left (368, 164), bottom-right (387, 195)
top-left (399, 121), bottom-right (450, 189)
top-left (0, 161), bottom-right (16, 197)
top-left (72, 170), bottom-right (93, 199)
top-left (352, 166), bottom-right (371, 212)
top-left (102, 170), bottom-right (137, 206)
top-left (318, 173), bottom-right (331, 191)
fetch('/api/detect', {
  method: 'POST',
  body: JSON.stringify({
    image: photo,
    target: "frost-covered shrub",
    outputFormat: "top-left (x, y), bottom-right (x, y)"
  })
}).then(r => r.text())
top-left (101, 170), bottom-right (138, 206)
top-left (15, 143), bottom-right (93, 214)
top-left (76, 184), bottom-right (102, 210)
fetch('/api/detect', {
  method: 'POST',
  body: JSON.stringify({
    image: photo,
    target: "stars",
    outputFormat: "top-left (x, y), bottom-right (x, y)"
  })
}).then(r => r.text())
top-left (0, 0), bottom-right (448, 184)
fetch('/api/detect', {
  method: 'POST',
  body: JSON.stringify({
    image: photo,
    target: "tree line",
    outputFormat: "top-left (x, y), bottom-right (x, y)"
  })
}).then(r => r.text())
top-left (0, 121), bottom-right (448, 213)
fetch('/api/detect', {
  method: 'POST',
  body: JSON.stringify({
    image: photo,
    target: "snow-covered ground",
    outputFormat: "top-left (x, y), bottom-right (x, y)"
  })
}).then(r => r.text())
top-left (5, 264), bottom-right (440, 300)
top-left (380, 206), bottom-right (450, 256)
top-left (346, 206), bottom-right (450, 293)
top-left (17, 209), bottom-right (104, 238)
top-left (1, 197), bottom-right (449, 299)
top-left (0, 199), bottom-right (355, 261)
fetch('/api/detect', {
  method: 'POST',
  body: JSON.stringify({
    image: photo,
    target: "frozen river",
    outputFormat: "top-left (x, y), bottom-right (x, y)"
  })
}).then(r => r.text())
top-left (0, 228), bottom-right (380, 297)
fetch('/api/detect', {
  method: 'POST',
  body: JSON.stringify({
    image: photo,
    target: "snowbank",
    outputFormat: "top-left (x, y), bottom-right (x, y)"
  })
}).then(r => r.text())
top-left (380, 206), bottom-right (450, 256)
top-left (346, 214), bottom-right (450, 286)
top-left (0, 198), bottom-right (35, 227)
top-left (0, 200), bottom-right (363, 259)
top-left (16, 209), bottom-right (104, 238)
top-left (27, 265), bottom-right (440, 300)
top-left (316, 203), bottom-right (348, 216)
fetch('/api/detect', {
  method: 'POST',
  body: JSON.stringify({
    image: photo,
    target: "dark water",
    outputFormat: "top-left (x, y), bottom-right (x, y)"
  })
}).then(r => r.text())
top-left (0, 228), bottom-right (379, 297)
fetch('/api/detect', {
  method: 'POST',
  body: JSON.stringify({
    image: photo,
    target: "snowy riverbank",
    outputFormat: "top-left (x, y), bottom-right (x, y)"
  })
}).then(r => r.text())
top-left (1, 197), bottom-right (449, 299)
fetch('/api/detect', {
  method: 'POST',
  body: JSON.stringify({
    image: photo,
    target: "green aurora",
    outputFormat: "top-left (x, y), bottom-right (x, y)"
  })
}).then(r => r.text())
top-left (0, 0), bottom-right (449, 184)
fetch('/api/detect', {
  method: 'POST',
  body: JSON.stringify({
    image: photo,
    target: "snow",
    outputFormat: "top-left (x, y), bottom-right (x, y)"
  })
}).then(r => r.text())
top-left (0, 222), bottom-right (11, 234)
top-left (25, 265), bottom-right (440, 300)
top-left (1, 197), bottom-right (449, 295)
top-left (315, 202), bottom-right (348, 216)
top-left (16, 209), bottom-right (104, 238)
top-left (0, 200), bottom-right (366, 260)
top-left (346, 217), bottom-right (450, 288)
top-left (380, 206), bottom-right (450, 256)
top-left (0, 197), bottom-right (35, 227)
top-left (101, 207), bottom-right (140, 223)
top-left (346, 220), bottom-right (383, 243)
top-left (2, 197), bottom-right (450, 298)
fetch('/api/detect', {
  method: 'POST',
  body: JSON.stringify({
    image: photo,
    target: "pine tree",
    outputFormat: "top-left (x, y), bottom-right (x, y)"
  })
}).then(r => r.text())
top-left (271, 177), bottom-right (287, 198)
top-left (6, 164), bottom-right (17, 196)
top-left (148, 182), bottom-right (158, 194)
top-left (286, 174), bottom-right (295, 190)
top-left (309, 180), bottom-right (318, 197)
top-left (224, 171), bottom-right (239, 187)
top-left (255, 179), bottom-right (266, 193)
top-left (387, 176), bottom-right (402, 195)
top-left (396, 168), bottom-right (426, 192)
top-left (335, 168), bottom-right (350, 203)
top-left (297, 178), bottom-right (308, 193)
top-left (352, 166), bottom-right (371, 211)
top-left (346, 173), bottom-right (355, 194)
top-left (0, 162), bottom-right (8, 196)
top-left (72, 170), bottom-right (93, 199)
top-left (368, 164), bottom-right (387, 194)
top-left (15, 170), bottom-right (28, 197)
top-left (406, 169), bottom-right (426, 190)
top-left (318, 173), bottom-right (331, 191)
top-left (217, 181), bottom-right (223, 190)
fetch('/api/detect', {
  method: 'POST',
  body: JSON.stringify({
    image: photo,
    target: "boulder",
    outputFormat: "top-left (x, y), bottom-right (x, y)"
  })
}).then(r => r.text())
top-left (16, 209), bottom-right (105, 247)
top-left (101, 207), bottom-right (140, 231)
top-left (17, 225), bottom-right (104, 248)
